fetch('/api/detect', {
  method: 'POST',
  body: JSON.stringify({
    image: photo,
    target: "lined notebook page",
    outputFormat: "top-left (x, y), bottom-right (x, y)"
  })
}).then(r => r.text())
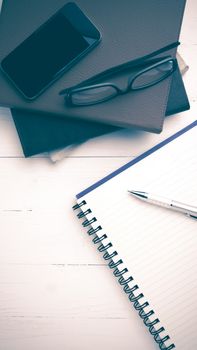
top-left (78, 123), bottom-right (197, 349)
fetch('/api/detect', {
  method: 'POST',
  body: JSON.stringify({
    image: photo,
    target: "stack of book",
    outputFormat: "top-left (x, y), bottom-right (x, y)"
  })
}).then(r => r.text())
top-left (0, 0), bottom-right (189, 159)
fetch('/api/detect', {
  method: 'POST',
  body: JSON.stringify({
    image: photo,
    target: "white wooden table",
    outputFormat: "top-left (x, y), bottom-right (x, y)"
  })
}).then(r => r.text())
top-left (0, 1), bottom-right (196, 349)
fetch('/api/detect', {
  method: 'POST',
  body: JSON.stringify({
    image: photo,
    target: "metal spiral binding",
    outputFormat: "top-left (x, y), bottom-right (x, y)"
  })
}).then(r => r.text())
top-left (73, 201), bottom-right (175, 350)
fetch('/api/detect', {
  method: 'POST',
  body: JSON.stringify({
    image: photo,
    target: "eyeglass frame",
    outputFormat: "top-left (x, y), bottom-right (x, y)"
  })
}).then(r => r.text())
top-left (59, 41), bottom-right (180, 98)
top-left (59, 41), bottom-right (180, 95)
top-left (65, 56), bottom-right (177, 106)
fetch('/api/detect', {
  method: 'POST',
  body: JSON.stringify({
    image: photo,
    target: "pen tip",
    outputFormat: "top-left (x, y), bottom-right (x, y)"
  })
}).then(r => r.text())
top-left (128, 190), bottom-right (148, 199)
top-left (128, 190), bottom-right (139, 195)
top-left (128, 190), bottom-right (135, 194)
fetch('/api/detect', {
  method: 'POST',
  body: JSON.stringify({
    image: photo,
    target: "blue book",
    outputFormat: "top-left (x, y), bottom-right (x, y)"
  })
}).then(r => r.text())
top-left (11, 65), bottom-right (189, 156)
top-left (0, 0), bottom-right (189, 156)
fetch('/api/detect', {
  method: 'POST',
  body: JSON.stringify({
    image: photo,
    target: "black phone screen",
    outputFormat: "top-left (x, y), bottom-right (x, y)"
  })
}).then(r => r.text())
top-left (1, 3), bottom-right (101, 99)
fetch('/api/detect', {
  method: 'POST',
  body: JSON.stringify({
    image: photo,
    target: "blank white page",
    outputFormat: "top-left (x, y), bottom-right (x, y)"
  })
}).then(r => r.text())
top-left (77, 122), bottom-right (197, 349)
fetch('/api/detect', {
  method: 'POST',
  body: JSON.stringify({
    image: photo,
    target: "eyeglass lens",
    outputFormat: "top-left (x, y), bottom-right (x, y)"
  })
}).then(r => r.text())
top-left (70, 59), bottom-right (174, 106)
top-left (71, 85), bottom-right (118, 105)
top-left (131, 60), bottom-right (174, 90)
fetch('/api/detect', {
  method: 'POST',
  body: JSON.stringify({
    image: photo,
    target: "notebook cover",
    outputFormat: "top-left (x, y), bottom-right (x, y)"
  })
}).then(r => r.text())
top-left (0, 0), bottom-right (186, 132)
top-left (76, 120), bottom-right (197, 198)
top-left (11, 66), bottom-right (190, 157)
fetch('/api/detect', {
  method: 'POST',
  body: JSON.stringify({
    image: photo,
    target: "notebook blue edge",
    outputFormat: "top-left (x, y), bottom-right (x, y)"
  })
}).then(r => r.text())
top-left (77, 120), bottom-right (197, 199)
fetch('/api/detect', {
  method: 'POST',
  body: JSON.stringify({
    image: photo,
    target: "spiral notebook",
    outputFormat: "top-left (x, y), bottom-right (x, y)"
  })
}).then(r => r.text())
top-left (73, 120), bottom-right (197, 350)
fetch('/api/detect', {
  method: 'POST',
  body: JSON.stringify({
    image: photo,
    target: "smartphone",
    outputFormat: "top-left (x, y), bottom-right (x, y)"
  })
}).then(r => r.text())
top-left (1, 2), bottom-right (101, 100)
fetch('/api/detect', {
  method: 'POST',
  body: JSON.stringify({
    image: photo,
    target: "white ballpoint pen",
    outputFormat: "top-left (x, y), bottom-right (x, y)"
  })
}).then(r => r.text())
top-left (128, 190), bottom-right (197, 219)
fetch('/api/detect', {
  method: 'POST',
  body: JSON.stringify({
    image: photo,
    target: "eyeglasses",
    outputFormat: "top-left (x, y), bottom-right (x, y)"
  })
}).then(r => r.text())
top-left (65, 57), bottom-right (177, 106)
top-left (59, 41), bottom-right (179, 107)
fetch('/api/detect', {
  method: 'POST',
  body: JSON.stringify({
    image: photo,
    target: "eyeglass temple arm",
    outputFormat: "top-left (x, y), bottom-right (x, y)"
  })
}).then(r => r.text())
top-left (59, 41), bottom-right (180, 95)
